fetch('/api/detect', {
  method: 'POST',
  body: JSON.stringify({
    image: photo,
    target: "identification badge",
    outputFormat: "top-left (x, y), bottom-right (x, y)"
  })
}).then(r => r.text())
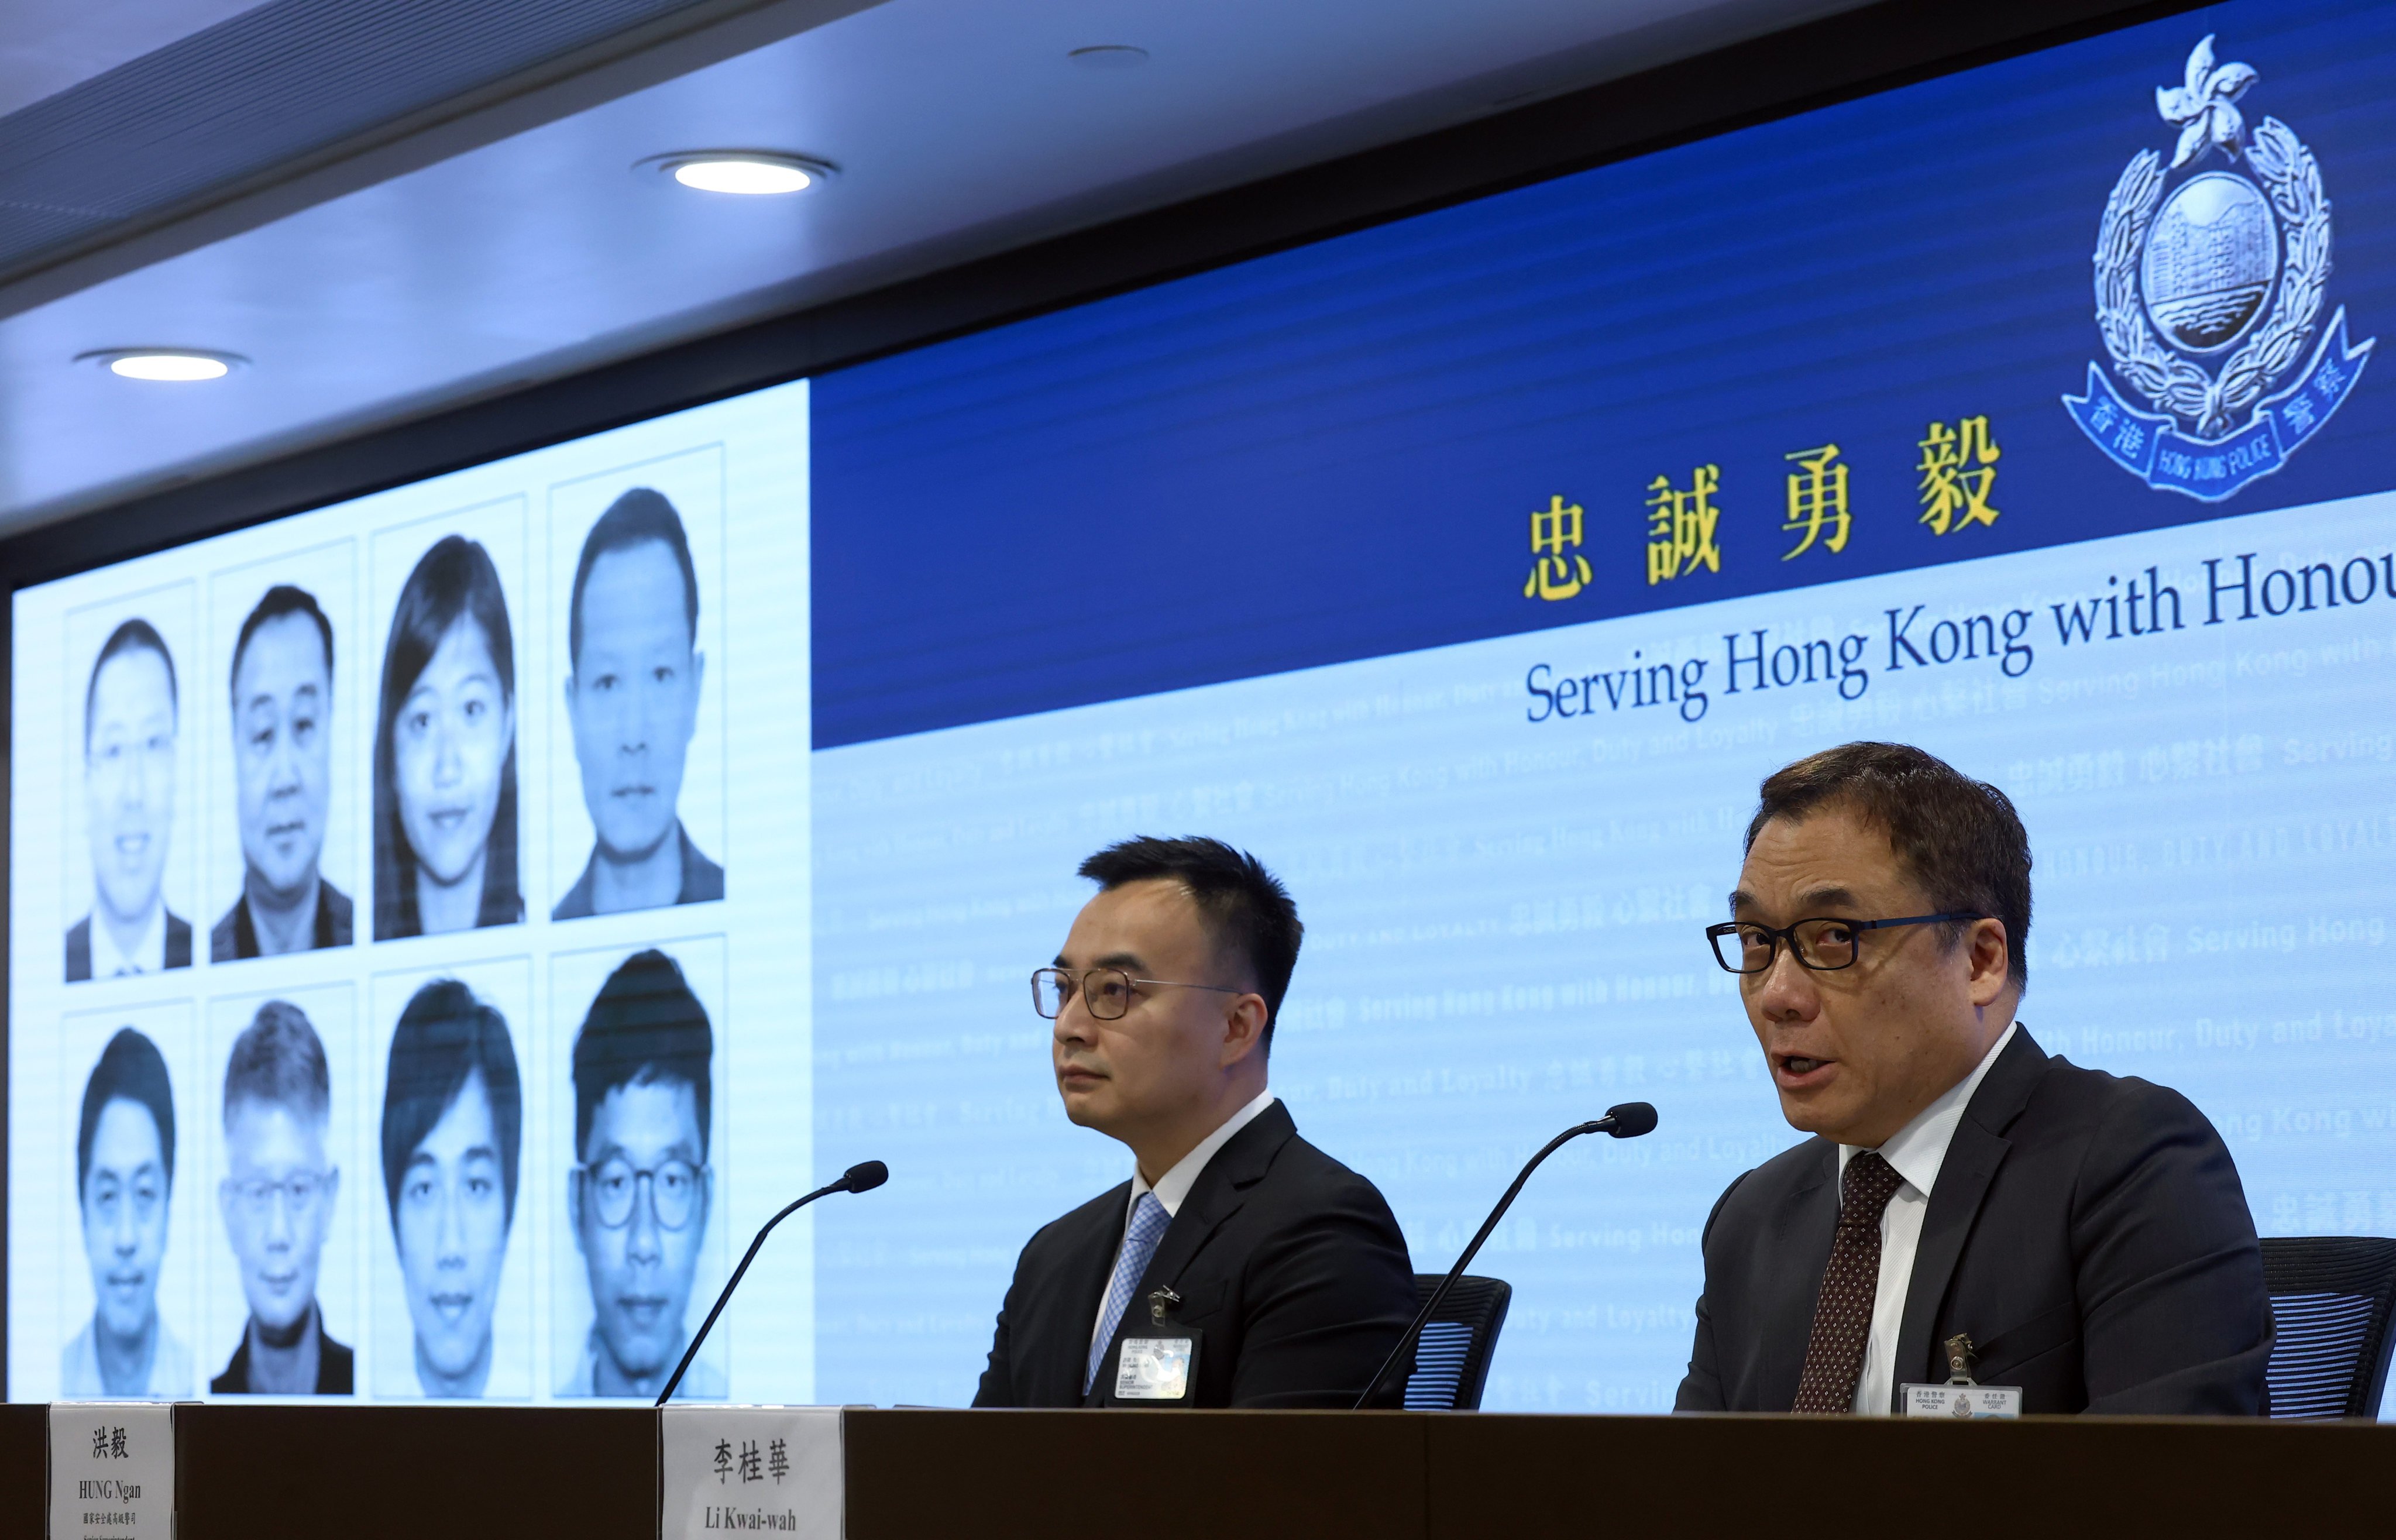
top-left (1110, 1285), bottom-right (1203, 1404)
top-left (1114, 1338), bottom-right (1195, 1400)
top-left (1902, 1331), bottom-right (2022, 1419)
top-left (1901, 1382), bottom-right (2024, 1419)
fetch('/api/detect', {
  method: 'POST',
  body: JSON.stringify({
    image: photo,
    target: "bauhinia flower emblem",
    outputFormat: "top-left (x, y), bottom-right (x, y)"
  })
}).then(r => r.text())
top-left (2155, 33), bottom-right (2258, 167)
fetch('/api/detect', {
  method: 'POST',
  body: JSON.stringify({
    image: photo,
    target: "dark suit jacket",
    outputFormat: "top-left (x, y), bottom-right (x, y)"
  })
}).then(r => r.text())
top-left (211, 1320), bottom-right (355, 1395)
top-left (974, 1101), bottom-right (1416, 1408)
top-left (1676, 1027), bottom-right (2270, 1415)
top-left (211, 879), bottom-right (353, 961)
top-left (552, 823), bottom-right (724, 920)
top-left (65, 910), bottom-right (192, 982)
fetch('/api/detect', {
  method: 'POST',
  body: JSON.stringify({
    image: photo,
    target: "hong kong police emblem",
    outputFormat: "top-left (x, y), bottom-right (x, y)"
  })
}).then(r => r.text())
top-left (2064, 35), bottom-right (2374, 501)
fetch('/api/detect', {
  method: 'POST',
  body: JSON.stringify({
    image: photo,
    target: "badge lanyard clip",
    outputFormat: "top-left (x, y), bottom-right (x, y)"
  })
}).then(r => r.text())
top-left (1943, 1332), bottom-right (1981, 1387)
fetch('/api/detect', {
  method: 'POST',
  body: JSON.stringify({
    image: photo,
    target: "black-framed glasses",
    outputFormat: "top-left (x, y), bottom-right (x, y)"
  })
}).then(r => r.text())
top-left (1705, 912), bottom-right (1985, 974)
top-left (577, 1157), bottom-right (706, 1230)
top-left (1031, 967), bottom-right (1243, 1022)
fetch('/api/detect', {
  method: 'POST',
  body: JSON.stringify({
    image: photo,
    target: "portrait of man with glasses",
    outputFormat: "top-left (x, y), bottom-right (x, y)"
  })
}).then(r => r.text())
top-left (974, 836), bottom-right (1415, 1409)
top-left (213, 1001), bottom-right (352, 1394)
top-left (1677, 741), bottom-right (2268, 1417)
top-left (560, 948), bottom-right (719, 1398)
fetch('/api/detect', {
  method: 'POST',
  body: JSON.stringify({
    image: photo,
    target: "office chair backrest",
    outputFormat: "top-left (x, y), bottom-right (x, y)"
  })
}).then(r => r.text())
top-left (2260, 1235), bottom-right (2396, 1418)
top-left (1403, 1274), bottom-right (1512, 1411)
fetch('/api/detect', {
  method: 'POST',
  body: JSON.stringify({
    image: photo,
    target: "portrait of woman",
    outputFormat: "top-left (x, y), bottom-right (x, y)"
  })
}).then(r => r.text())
top-left (372, 535), bottom-right (521, 939)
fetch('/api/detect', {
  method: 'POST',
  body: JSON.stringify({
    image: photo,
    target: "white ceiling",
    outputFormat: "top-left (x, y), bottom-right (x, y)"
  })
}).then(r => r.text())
top-left (0, 0), bottom-right (1862, 534)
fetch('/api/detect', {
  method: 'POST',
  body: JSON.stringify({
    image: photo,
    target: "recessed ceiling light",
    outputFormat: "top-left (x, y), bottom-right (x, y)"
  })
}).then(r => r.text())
top-left (78, 349), bottom-right (244, 381)
top-left (1068, 44), bottom-right (1149, 69)
top-left (640, 151), bottom-right (834, 195)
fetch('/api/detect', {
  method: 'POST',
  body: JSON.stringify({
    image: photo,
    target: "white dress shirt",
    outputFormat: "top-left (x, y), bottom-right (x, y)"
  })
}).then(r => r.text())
top-left (1839, 1021), bottom-right (2017, 1415)
top-left (1089, 1089), bottom-right (1277, 1350)
top-left (89, 903), bottom-right (166, 977)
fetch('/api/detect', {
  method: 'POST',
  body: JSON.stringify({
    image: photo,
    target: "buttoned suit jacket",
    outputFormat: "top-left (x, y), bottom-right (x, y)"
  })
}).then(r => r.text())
top-left (1676, 1027), bottom-right (2270, 1415)
top-left (973, 1101), bottom-right (1416, 1408)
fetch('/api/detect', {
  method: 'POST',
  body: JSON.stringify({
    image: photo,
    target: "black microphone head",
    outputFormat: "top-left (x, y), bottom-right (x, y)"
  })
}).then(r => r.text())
top-left (843, 1160), bottom-right (889, 1193)
top-left (1603, 1102), bottom-right (1659, 1138)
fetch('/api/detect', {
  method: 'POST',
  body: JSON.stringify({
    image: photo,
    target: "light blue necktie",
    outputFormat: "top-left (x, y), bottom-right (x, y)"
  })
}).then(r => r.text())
top-left (1085, 1191), bottom-right (1172, 1395)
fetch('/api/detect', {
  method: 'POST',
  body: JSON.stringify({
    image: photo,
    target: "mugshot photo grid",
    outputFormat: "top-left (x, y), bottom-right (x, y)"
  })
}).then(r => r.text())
top-left (20, 441), bottom-right (747, 1402)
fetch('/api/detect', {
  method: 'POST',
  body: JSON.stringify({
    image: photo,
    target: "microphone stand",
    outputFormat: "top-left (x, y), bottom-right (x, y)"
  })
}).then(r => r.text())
top-left (1353, 1104), bottom-right (1656, 1411)
top-left (656, 1161), bottom-right (888, 1406)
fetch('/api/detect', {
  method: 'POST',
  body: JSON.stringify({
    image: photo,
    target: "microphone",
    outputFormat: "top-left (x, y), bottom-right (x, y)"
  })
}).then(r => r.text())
top-left (1353, 1103), bottom-right (1657, 1411)
top-left (656, 1160), bottom-right (889, 1405)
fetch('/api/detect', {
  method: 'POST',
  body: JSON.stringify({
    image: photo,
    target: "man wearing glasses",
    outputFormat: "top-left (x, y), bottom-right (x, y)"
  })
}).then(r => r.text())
top-left (1677, 741), bottom-right (2268, 1416)
top-left (975, 836), bottom-right (1415, 1408)
top-left (561, 949), bottom-right (719, 1398)
top-left (214, 1001), bottom-right (352, 1394)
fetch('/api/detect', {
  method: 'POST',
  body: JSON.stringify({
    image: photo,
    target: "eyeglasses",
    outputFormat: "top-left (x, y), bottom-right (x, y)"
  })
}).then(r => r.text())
top-left (1031, 967), bottom-right (1245, 1022)
top-left (228, 1171), bottom-right (329, 1218)
top-left (1705, 913), bottom-right (1985, 974)
top-left (579, 1157), bottom-right (705, 1230)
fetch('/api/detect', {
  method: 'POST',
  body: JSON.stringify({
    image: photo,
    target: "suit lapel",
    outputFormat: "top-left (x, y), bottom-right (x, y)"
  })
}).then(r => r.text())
top-left (1137, 1102), bottom-right (1295, 1295)
top-left (1891, 1026), bottom-right (2047, 1401)
top-left (1054, 1182), bottom-right (1131, 1407)
top-left (1759, 1141), bottom-right (1840, 1408)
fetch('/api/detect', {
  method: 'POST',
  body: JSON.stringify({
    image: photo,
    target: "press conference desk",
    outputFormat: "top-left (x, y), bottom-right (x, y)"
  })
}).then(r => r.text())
top-left (4, 1401), bottom-right (2385, 1537)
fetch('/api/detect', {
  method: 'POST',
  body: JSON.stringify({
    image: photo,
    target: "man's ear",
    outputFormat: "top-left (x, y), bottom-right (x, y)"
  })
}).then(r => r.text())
top-left (1218, 993), bottom-right (1270, 1070)
top-left (566, 1167), bottom-right (586, 1253)
top-left (1966, 918), bottom-right (2012, 1009)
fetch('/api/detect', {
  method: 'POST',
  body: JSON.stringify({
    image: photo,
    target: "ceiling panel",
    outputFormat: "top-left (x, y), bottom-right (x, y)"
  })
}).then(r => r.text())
top-left (0, 0), bottom-right (1864, 534)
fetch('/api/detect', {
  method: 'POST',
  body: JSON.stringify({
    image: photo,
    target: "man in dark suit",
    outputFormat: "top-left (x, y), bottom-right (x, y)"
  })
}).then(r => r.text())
top-left (212, 586), bottom-right (353, 961)
top-left (1679, 742), bottom-right (2268, 1417)
top-left (68, 619), bottom-right (193, 981)
top-left (976, 836), bottom-right (1415, 1409)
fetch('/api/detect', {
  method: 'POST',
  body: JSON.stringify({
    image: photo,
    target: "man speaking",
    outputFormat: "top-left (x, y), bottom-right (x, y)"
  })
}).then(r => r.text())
top-left (975, 837), bottom-right (1414, 1408)
top-left (1678, 742), bottom-right (2269, 1416)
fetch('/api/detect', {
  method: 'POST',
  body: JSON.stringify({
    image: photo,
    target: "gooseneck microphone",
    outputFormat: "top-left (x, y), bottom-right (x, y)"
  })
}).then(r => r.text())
top-left (656, 1160), bottom-right (890, 1406)
top-left (1353, 1104), bottom-right (1657, 1411)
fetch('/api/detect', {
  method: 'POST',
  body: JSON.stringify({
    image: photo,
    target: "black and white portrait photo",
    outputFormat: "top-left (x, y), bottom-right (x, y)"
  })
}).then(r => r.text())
top-left (369, 960), bottom-right (533, 1399)
top-left (210, 545), bottom-right (356, 961)
top-left (551, 939), bottom-right (727, 1398)
top-left (371, 507), bottom-right (525, 940)
top-left (66, 591), bottom-right (198, 982)
top-left (204, 986), bottom-right (359, 1395)
top-left (60, 1008), bottom-right (197, 1398)
top-left (547, 454), bottom-right (726, 921)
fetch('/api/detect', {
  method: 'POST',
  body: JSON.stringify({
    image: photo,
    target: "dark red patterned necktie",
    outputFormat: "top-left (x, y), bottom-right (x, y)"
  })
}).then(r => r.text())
top-left (1791, 1150), bottom-right (1905, 1414)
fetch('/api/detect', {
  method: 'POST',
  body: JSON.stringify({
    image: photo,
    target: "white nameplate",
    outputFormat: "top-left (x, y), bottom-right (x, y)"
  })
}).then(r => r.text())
top-left (1900, 1382), bottom-right (2024, 1419)
top-left (50, 1402), bottom-right (175, 1540)
top-left (1113, 1337), bottom-right (1194, 1401)
top-left (659, 1405), bottom-right (843, 1540)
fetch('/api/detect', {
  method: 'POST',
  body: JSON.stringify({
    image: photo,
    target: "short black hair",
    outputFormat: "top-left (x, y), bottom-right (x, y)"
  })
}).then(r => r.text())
top-left (1746, 741), bottom-right (2032, 991)
top-left (1077, 836), bottom-right (1303, 1051)
top-left (224, 999), bottom-right (330, 1127)
top-left (78, 1027), bottom-right (176, 1194)
top-left (85, 618), bottom-right (178, 751)
top-left (572, 950), bottom-right (713, 1163)
top-left (380, 979), bottom-right (522, 1224)
top-left (230, 585), bottom-right (334, 706)
top-left (569, 487), bottom-right (699, 670)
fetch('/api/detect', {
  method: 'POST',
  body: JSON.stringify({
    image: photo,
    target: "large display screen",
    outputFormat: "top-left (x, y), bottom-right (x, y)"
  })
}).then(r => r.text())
top-left (15, 0), bottom-right (2396, 1412)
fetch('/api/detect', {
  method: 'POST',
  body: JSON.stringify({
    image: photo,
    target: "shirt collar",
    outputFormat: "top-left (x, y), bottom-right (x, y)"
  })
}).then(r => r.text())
top-left (90, 902), bottom-right (165, 977)
top-left (1840, 1020), bottom-right (2017, 1197)
top-left (1132, 1088), bottom-right (1277, 1219)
